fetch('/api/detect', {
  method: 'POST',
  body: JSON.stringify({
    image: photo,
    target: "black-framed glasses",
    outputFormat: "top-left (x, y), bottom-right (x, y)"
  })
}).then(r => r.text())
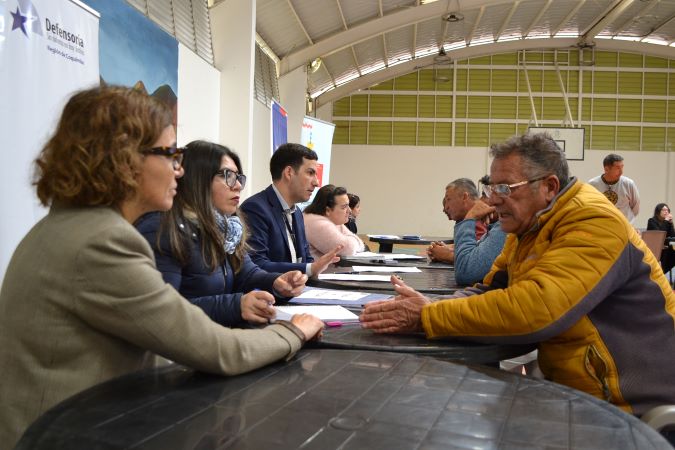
top-left (483, 176), bottom-right (548, 198)
top-left (141, 146), bottom-right (185, 169)
top-left (215, 168), bottom-right (247, 189)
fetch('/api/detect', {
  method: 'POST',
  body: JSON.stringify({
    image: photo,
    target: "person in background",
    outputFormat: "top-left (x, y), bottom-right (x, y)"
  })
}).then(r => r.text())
top-left (478, 175), bottom-right (499, 224)
top-left (240, 143), bottom-right (341, 276)
top-left (427, 178), bottom-right (506, 285)
top-left (647, 203), bottom-right (675, 238)
top-left (136, 141), bottom-right (308, 327)
top-left (361, 132), bottom-right (675, 416)
top-left (303, 184), bottom-right (366, 260)
top-left (0, 86), bottom-right (323, 449)
top-left (346, 193), bottom-right (361, 234)
top-left (588, 153), bottom-right (640, 225)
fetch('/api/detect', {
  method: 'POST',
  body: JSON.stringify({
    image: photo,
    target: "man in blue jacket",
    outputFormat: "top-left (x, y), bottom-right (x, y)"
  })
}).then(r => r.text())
top-left (240, 143), bottom-right (340, 276)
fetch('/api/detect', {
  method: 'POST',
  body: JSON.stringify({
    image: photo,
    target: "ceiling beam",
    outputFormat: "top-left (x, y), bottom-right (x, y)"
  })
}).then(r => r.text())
top-left (278, 0), bottom-right (522, 75)
top-left (522, 0), bottom-right (552, 38)
top-left (286, 0), bottom-right (313, 45)
top-left (466, 6), bottom-right (485, 45)
top-left (581, 0), bottom-right (636, 42)
top-left (612, 0), bottom-right (659, 37)
top-left (550, 0), bottom-right (586, 37)
top-left (495, 1), bottom-right (519, 41)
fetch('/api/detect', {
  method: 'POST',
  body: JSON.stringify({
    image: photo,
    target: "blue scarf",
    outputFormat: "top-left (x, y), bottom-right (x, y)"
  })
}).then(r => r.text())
top-left (214, 210), bottom-right (243, 254)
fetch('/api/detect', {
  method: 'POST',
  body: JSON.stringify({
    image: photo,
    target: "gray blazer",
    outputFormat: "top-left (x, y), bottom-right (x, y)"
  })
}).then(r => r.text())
top-left (0, 206), bottom-right (304, 449)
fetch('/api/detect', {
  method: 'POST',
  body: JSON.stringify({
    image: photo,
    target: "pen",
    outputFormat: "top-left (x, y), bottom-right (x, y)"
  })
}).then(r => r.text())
top-left (325, 321), bottom-right (342, 327)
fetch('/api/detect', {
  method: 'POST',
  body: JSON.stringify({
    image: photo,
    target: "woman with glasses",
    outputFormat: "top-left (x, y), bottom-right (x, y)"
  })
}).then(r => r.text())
top-left (303, 184), bottom-right (365, 260)
top-left (0, 87), bottom-right (322, 449)
top-left (136, 140), bottom-right (308, 326)
top-left (647, 203), bottom-right (675, 237)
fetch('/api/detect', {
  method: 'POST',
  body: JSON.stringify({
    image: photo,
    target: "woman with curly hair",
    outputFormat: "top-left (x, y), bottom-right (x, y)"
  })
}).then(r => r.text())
top-left (0, 86), bottom-right (322, 449)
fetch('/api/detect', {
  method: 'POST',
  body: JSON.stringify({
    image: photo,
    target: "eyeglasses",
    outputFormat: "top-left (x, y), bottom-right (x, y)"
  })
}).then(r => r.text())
top-left (214, 168), bottom-right (247, 189)
top-left (141, 146), bottom-right (185, 169)
top-left (483, 176), bottom-right (548, 198)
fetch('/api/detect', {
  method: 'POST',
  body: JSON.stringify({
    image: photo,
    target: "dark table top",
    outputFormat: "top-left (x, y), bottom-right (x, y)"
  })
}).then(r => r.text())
top-left (309, 324), bottom-right (536, 366)
top-left (309, 265), bottom-right (460, 294)
top-left (338, 255), bottom-right (454, 270)
top-left (368, 235), bottom-right (453, 246)
top-left (17, 349), bottom-right (671, 450)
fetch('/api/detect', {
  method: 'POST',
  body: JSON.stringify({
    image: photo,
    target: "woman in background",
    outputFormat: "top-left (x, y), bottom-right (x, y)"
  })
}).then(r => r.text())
top-left (346, 193), bottom-right (361, 234)
top-left (136, 141), bottom-right (307, 326)
top-left (0, 86), bottom-right (322, 449)
top-left (303, 184), bottom-right (365, 259)
top-left (647, 203), bottom-right (675, 237)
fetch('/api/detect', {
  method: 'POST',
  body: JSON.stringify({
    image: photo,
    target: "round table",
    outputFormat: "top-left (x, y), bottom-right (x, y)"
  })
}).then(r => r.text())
top-left (17, 349), bottom-right (671, 450)
top-left (337, 255), bottom-right (454, 270)
top-left (309, 324), bottom-right (536, 366)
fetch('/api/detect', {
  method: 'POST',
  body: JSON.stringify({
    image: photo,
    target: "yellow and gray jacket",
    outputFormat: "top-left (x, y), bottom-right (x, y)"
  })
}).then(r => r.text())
top-left (421, 178), bottom-right (675, 414)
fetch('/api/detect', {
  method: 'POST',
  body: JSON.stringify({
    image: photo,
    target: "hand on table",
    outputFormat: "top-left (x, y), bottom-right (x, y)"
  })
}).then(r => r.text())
top-left (290, 313), bottom-right (324, 341)
top-left (241, 290), bottom-right (276, 324)
top-left (427, 241), bottom-right (454, 263)
top-left (359, 275), bottom-right (431, 333)
top-left (310, 245), bottom-right (342, 277)
top-left (273, 270), bottom-right (307, 297)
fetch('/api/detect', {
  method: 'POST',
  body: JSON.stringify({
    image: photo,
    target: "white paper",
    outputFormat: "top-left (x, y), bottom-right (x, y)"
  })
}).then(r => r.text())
top-left (352, 251), bottom-right (382, 257)
top-left (352, 266), bottom-right (421, 273)
top-left (296, 289), bottom-right (368, 301)
top-left (383, 253), bottom-right (426, 260)
top-left (317, 274), bottom-right (392, 282)
top-left (367, 234), bottom-right (401, 239)
top-left (275, 305), bottom-right (359, 321)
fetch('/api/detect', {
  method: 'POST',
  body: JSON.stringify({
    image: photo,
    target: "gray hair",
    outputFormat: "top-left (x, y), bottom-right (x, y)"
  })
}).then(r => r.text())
top-left (489, 133), bottom-right (570, 188)
top-left (603, 153), bottom-right (623, 167)
top-left (445, 178), bottom-right (479, 200)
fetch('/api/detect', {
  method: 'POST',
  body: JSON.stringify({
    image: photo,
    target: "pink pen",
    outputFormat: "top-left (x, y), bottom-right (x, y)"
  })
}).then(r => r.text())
top-left (325, 321), bottom-right (342, 327)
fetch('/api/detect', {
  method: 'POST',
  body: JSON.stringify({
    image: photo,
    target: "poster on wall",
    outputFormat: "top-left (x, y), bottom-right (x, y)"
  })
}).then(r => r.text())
top-left (81, 0), bottom-right (178, 125)
top-left (271, 99), bottom-right (287, 154)
top-left (299, 116), bottom-right (335, 207)
top-left (0, 0), bottom-right (100, 281)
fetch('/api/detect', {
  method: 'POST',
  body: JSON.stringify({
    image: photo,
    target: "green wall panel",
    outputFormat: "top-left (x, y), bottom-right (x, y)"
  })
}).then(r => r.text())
top-left (467, 96), bottom-right (490, 118)
top-left (583, 72), bottom-right (593, 93)
top-left (437, 95), bottom-right (453, 118)
top-left (350, 121), bottom-right (368, 144)
top-left (469, 56), bottom-right (491, 65)
top-left (581, 99), bottom-right (592, 121)
top-left (467, 123), bottom-right (489, 146)
top-left (520, 69), bottom-right (543, 92)
top-left (595, 51), bottom-right (618, 67)
top-left (669, 101), bottom-right (675, 123)
top-left (491, 97), bottom-right (517, 119)
top-left (492, 53), bottom-right (518, 65)
top-left (368, 121), bottom-right (392, 144)
top-left (393, 95), bottom-right (418, 117)
top-left (542, 97), bottom-right (567, 120)
top-left (418, 122), bottom-right (435, 145)
top-left (419, 95), bottom-right (436, 118)
top-left (333, 120), bottom-right (349, 144)
top-left (419, 70), bottom-right (435, 91)
top-left (490, 123), bottom-right (516, 143)
top-left (370, 95), bottom-right (393, 116)
top-left (644, 73), bottom-right (667, 95)
top-left (645, 56), bottom-right (668, 68)
top-left (456, 69), bottom-right (468, 91)
top-left (543, 71), bottom-right (562, 92)
top-left (643, 127), bottom-right (666, 151)
top-left (616, 126), bottom-right (640, 151)
top-left (517, 96), bottom-right (541, 120)
top-left (594, 72), bottom-right (617, 94)
top-left (435, 68), bottom-right (453, 91)
top-left (369, 80), bottom-right (393, 90)
top-left (351, 95), bottom-right (369, 116)
top-left (592, 98), bottom-right (616, 121)
top-left (468, 69), bottom-right (491, 91)
top-left (618, 72), bottom-right (642, 95)
top-left (617, 99), bottom-right (641, 122)
top-left (492, 70), bottom-right (517, 91)
top-left (435, 122), bottom-right (452, 146)
top-left (333, 98), bottom-right (350, 116)
top-left (619, 53), bottom-right (642, 68)
top-left (592, 126), bottom-right (616, 149)
top-left (395, 72), bottom-right (418, 90)
top-left (643, 100), bottom-right (666, 123)
top-left (393, 121), bottom-right (417, 145)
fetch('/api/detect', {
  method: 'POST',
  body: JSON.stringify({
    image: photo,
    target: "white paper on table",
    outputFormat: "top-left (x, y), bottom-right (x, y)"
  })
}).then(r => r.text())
top-left (351, 251), bottom-right (382, 257)
top-left (382, 253), bottom-right (426, 260)
top-left (296, 289), bottom-right (368, 301)
top-left (317, 274), bottom-right (392, 282)
top-left (367, 234), bottom-right (401, 239)
top-left (352, 266), bottom-right (421, 273)
top-left (274, 305), bottom-right (359, 321)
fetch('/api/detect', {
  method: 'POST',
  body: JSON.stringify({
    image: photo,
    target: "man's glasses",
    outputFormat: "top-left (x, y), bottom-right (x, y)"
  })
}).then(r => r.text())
top-left (483, 176), bottom-right (548, 198)
top-left (215, 168), bottom-right (247, 189)
top-left (141, 146), bottom-right (185, 170)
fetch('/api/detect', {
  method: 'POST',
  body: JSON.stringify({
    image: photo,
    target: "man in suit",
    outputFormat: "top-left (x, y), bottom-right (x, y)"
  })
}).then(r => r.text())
top-left (240, 143), bottom-right (340, 276)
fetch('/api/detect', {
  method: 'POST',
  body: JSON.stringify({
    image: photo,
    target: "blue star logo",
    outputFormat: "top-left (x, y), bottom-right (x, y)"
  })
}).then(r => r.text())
top-left (11, 7), bottom-right (28, 36)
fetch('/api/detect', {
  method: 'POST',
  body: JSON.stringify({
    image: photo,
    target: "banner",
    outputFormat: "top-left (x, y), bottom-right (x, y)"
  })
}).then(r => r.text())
top-left (300, 116), bottom-right (335, 206)
top-left (271, 99), bottom-right (287, 154)
top-left (0, 0), bottom-right (99, 281)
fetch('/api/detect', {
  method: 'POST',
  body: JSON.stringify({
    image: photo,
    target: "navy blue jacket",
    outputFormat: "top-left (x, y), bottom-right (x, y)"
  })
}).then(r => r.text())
top-left (239, 185), bottom-right (314, 273)
top-left (135, 212), bottom-right (280, 326)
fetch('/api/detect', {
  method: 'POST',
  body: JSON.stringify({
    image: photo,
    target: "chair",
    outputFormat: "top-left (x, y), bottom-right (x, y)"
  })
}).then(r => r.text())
top-left (641, 230), bottom-right (667, 262)
top-left (641, 405), bottom-right (675, 445)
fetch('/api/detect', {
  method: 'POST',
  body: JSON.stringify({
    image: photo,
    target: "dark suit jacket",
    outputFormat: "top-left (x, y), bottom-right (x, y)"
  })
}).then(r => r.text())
top-left (240, 185), bottom-right (313, 273)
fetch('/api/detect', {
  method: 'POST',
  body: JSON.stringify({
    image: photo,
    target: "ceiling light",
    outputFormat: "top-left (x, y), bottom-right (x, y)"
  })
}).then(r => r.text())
top-left (307, 58), bottom-right (322, 74)
top-left (442, 12), bottom-right (464, 22)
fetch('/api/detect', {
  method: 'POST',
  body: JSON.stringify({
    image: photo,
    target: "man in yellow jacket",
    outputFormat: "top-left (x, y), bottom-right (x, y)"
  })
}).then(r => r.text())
top-left (361, 133), bottom-right (675, 416)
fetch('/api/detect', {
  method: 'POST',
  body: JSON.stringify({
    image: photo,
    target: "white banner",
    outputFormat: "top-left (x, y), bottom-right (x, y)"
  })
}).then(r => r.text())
top-left (0, 0), bottom-right (99, 281)
top-left (300, 116), bottom-right (335, 206)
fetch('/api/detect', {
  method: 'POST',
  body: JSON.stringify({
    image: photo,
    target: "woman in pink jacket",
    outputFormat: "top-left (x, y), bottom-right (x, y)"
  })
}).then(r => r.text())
top-left (303, 185), bottom-right (365, 259)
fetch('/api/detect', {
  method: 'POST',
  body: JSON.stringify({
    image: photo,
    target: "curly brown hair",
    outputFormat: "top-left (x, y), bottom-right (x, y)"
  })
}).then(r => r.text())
top-left (34, 85), bottom-right (173, 207)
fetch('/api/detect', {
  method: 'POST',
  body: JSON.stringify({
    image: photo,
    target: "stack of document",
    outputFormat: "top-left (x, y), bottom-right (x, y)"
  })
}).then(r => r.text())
top-left (352, 251), bottom-right (425, 260)
top-left (289, 288), bottom-right (391, 306)
top-left (274, 305), bottom-right (359, 322)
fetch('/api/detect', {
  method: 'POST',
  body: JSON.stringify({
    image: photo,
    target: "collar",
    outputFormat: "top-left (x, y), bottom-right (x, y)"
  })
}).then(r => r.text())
top-left (522, 176), bottom-right (578, 236)
top-left (272, 184), bottom-right (296, 213)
